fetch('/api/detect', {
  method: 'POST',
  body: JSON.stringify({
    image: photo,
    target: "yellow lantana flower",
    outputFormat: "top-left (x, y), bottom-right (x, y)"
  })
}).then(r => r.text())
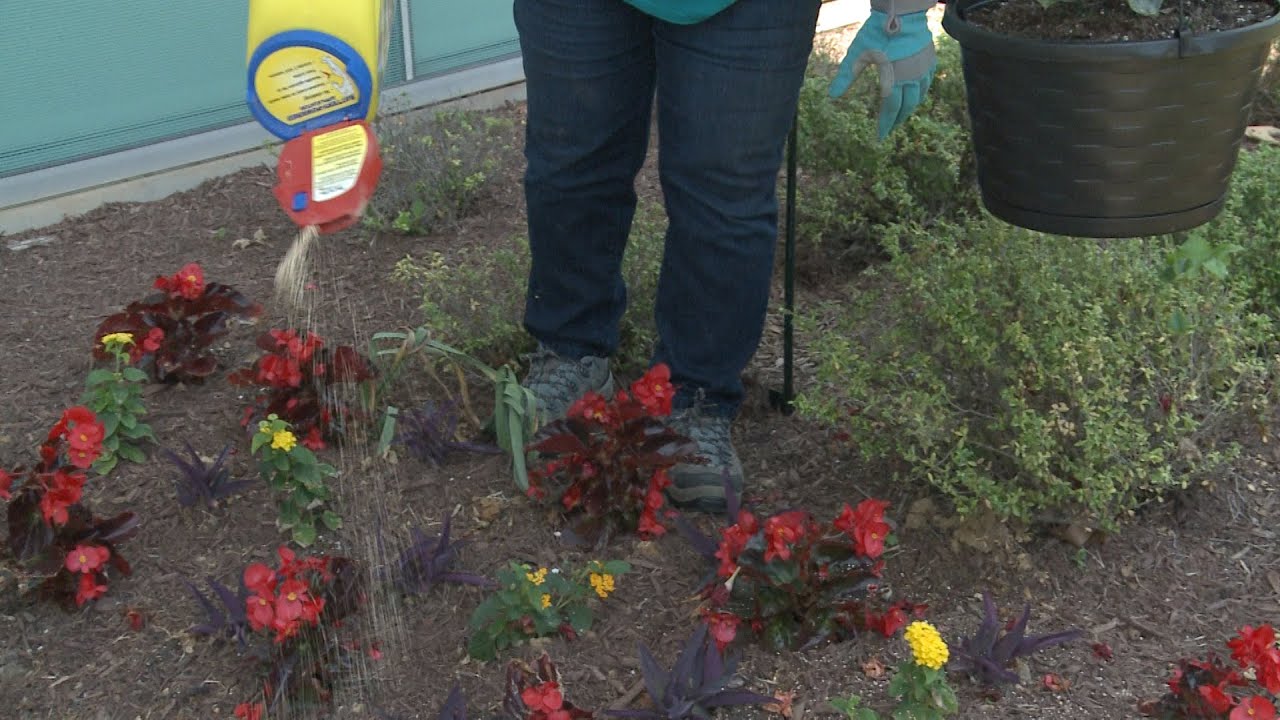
top-left (904, 621), bottom-right (949, 670)
top-left (526, 567), bottom-right (548, 586)
top-left (101, 332), bottom-right (135, 348)
top-left (540, 594), bottom-right (551, 609)
top-left (271, 429), bottom-right (297, 453)
top-left (589, 572), bottom-right (615, 599)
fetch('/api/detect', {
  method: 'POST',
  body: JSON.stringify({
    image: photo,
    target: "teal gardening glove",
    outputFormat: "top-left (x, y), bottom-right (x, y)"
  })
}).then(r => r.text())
top-left (830, 0), bottom-right (938, 139)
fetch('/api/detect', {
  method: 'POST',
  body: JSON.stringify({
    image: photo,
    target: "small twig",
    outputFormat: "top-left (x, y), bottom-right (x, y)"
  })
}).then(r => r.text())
top-left (609, 677), bottom-right (648, 710)
top-left (1123, 615), bottom-right (1167, 640)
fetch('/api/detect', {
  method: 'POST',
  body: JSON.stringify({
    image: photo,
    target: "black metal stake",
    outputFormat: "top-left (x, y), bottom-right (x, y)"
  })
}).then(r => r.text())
top-left (771, 110), bottom-right (799, 416)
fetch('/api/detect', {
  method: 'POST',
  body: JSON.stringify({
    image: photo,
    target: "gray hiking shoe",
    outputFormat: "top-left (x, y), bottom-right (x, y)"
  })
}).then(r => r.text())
top-left (522, 343), bottom-right (615, 426)
top-left (667, 410), bottom-right (744, 515)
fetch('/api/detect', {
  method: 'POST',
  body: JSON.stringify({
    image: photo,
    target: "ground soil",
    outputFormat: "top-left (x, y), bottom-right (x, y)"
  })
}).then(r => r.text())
top-left (962, 0), bottom-right (1278, 42)
top-left (3, 37), bottom-right (1280, 720)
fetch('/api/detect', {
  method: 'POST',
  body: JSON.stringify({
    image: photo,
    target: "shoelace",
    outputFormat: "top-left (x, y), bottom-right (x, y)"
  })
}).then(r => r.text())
top-left (521, 347), bottom-right (600, 411)
top-left (674, 412), bottom-right (734, 466)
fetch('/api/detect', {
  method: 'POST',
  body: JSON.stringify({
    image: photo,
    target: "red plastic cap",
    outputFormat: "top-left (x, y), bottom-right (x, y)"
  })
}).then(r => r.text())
top-left (273, 120), bottom-right (383, 234)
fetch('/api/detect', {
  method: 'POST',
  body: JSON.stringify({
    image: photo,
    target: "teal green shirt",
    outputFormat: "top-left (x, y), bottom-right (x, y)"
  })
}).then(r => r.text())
top-left (623, 0), bottom-right (738, 24)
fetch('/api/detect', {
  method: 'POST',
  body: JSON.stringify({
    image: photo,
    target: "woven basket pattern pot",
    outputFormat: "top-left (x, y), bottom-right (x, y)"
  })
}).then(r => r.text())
top-left (943, 0), bottom-right (1280, 237)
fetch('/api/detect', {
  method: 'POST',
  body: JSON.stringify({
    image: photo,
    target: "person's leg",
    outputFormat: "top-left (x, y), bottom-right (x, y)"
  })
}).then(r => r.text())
top-left (514, 0), bottom-right (657, 421)
top-left (516, 0), bottom-right (655, 362)
top-left (652, 0), bottom-right (822, 509)
top-left (652, 0), bottom-right (821, 414)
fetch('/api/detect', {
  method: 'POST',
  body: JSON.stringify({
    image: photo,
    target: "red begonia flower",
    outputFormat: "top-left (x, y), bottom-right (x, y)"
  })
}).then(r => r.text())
top-left (630, 363), bottom-right (674, 416)
top-left (299, 595), bottom-right (325, 625)
top-left (40, 470), bottom-right (86, 525)
top-left (851, 498), bottom-right (892, 559)
top-left (276, 546), bottom-right (298, 574)
top-left (1229, 625), bottom-right (1277, 669)
top-left (246, 594), bottom-right (275, 632)
top-left (62, 406), bottom-right (97, 428)
top-left (763, 511), bottom-right (808, 563)
top-left (561, 483), bottom-right (583, 511)
top-left (243, 563), bottom-right (276, 596)
top-left (275, 579), bottom-right (309, 622)
top-left (521, 682), bottom-right (564, 714)
top-left (75, 572), bottom-right (108, 607)
top-left (301, 427), bottom-right (325, 451)
top-left (1233, 695), bottom-right (1277, 720)
top-left (705, 612), bottom-right (740, 652)
top-left (174, 263), bottom-right (205, 300)
top-left (67, 419), bottom-right (104, 453)
top-left (715, 511), bottom-right (759, 578)
top-left (143, 327), bottom-right (165, 353)
top-left (1199, 684), bottom-right (1235, 715)
top-left (638, 508), bottom-right (667, 539)
top-left (567, 391), bottom-right (613, 425)
top-left (65, 544), bottom-right (110, 574)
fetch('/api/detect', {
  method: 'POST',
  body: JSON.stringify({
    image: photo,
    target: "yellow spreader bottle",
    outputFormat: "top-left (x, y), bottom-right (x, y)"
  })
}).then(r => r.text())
top-left (246, 0), bottom-right (393, 309)
top-left (246, 0), bottom-right (393, 139)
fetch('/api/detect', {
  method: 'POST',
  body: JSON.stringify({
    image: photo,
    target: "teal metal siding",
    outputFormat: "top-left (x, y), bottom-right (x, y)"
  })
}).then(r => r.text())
top-left (1, 1), bottom-right (249, 177)
top-left (385, 5), bottom-right (410, 86)
top-left (409, 0), bottom-right (519, 78)
top-left (0, 1), bottom-right (508, 179)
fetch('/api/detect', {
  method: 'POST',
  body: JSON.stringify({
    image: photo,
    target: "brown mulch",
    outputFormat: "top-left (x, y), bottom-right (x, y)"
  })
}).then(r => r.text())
top-left (2, 83), bottom-right (1280, 720)
top-left (962, 0), bottom-right (1278, 42)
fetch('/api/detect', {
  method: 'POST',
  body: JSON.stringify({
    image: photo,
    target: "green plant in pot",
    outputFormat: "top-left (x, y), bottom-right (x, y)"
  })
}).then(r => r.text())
top-left (942, 0), bottom-right (1280, 238)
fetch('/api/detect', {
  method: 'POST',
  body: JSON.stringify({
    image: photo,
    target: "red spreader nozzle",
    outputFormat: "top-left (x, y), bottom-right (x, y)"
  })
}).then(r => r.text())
top-left (273, 120), bottom-right (383, 234)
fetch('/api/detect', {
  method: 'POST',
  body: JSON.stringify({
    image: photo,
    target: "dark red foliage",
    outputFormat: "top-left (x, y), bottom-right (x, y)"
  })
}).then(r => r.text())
top-left (1, 407), bottom-right (137, 610)
top-left (197, 549), bottom-right (367, 714)
top-left (1144, 625), bottom-right (1280, 719)
top-left (228, 329), bottom-right (377, 450)
top-left (865, 598), bottom-right (930, 638)
top-left (1146, 655), bottom-right (1248, 718)
top-left (699, 501), bottom-right (907, 652)
top-left (92, 263), bottom-right (262, 383)
top-left (527, 364), bottom-right (701, 547)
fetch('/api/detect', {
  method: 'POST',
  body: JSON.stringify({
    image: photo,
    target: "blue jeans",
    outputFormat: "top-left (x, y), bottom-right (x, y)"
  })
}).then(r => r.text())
top-left (515, 0), bottom-right (822, 417)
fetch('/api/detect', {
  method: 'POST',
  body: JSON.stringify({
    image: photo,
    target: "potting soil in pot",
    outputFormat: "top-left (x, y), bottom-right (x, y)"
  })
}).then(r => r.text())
top-left (965, 0), bottom-right (1277, 42)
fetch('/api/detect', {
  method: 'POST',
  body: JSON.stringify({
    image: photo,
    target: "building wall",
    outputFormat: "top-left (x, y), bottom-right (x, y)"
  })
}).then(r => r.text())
top-left (0, 1), bottom-right (518, 179)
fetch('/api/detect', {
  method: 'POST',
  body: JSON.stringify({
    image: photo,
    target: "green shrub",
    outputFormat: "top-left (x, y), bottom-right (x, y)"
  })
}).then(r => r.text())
top-left (793, 36), bottom-right (978, 278)
top-left (366, 108), bottom-right (516, 236)
top-left (392, 238), bottom-right (532, 367)
top-left (392, 203), bottom-right (667, 372)
top-left (1200, 145), bottom-right (1280, 315)
top-left (797, 219), bottom-right (1275, 529)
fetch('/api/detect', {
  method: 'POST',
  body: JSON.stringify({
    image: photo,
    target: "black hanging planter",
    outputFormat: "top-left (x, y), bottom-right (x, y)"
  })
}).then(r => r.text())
top-left (942, 0), bottom-right (1280, 238)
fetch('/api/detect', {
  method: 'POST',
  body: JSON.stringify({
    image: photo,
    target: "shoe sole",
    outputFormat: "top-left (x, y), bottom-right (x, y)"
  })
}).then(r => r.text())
top-left (666, 460), bottom-right (743, 515)
top-left (666, 485), bottom-right (728, 514)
